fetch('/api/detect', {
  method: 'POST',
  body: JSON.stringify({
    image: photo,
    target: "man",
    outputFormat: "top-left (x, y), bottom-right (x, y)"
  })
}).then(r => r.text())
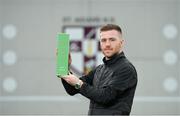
top-left (61, 24), bottom-right (137, 115)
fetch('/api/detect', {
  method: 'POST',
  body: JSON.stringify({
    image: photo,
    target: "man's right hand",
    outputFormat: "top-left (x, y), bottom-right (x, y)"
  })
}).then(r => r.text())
top-left (68, 53), bottom-right (72, 67)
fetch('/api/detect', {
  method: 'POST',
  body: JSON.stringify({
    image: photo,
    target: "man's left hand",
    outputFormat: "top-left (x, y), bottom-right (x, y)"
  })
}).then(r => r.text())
top-left (62, 74), bottom-right (80, 86)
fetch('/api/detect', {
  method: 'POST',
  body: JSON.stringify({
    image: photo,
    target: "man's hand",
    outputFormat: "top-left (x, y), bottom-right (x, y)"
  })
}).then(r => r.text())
top-left (68, 53), bottom-right (72, 67)
top-left (62, 74), bottom-right (83, 87)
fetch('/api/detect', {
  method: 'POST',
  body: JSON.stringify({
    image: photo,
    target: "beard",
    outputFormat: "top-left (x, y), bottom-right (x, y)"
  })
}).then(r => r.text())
top-left (103, 51), bottom-right (120, 60)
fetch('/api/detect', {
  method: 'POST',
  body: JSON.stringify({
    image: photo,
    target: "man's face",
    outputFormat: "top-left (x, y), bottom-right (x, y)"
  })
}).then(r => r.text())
top-left (100, 30), bottom-right (124, 59)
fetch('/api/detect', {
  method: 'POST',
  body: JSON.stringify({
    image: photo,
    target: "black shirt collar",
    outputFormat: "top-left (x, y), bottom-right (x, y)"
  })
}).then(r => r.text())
top-left (103, 52), bottom-right (125, 66)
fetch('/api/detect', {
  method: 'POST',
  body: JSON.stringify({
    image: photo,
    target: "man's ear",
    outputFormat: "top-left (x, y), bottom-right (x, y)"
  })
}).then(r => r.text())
top-left (120, 39), bottom-right (125, 48)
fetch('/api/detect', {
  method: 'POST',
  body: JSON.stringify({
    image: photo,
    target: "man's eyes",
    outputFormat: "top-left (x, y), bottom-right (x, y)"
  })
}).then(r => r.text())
top-left (100, 39), bottom-right (106, 42)
top-left (100, 38), bottom-right (116, 42)
top-left (110, 38), bottom-right (116, 41)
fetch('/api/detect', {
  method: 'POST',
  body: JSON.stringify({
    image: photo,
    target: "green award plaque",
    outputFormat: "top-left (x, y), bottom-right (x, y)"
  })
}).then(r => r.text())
top-left (56, 33), bottom-right (69, 77)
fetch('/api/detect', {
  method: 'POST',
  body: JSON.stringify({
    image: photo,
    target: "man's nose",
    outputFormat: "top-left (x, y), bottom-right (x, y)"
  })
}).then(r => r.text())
top-left (105, 40), bottom-right (111, 46)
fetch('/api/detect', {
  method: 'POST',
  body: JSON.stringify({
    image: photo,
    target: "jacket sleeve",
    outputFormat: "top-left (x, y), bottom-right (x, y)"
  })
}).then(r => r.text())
top-left (61, 79), bottom-right (79, 96)
top-left (79, 65), bottom-right (137, 105)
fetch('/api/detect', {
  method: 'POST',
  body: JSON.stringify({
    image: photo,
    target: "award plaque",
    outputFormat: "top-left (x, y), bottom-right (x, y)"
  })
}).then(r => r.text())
top-left (56, 33), bottom-right (69, 77)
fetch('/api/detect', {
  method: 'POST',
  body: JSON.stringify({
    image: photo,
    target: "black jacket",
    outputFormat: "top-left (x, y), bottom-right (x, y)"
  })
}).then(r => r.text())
top-left (61, 52), bottom-right (137, 115)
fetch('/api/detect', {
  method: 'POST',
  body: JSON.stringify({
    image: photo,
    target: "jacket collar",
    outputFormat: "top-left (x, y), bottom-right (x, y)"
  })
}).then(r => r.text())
top-left (103, 51), bottom-right (125, 66)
